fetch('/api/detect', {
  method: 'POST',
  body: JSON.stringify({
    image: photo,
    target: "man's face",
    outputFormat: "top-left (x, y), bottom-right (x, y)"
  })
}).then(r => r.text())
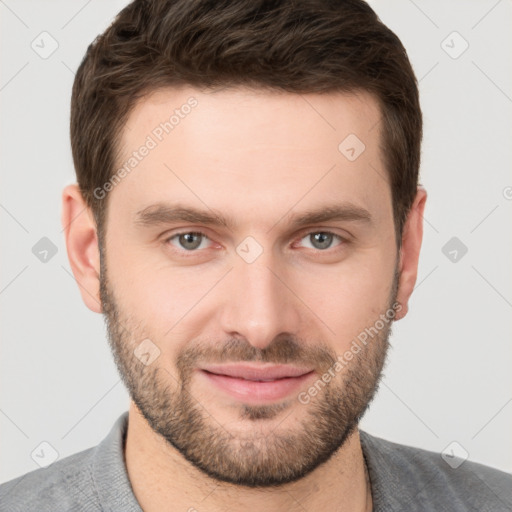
top-left (99, 86), bottom-right (399, 487)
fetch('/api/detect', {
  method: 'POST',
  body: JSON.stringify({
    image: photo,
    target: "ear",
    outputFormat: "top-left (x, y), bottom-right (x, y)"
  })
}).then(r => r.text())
top-left (61, 184), bottom-right (102, 313)
top-left (394, 186), bottom-right (427, 321)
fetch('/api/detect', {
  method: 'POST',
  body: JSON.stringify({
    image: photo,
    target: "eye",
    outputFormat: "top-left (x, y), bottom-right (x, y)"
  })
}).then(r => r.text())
top-left (163, 229), bottom-right (346, 255)
top-left (166, 231), bottom-right (212, 251)
top-left (297, 231), bottom-right (345, 251)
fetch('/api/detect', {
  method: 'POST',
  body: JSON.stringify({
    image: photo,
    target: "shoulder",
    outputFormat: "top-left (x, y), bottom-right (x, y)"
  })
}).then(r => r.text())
top-left (0, 445), bottom-right (100, 512)
top-left (359, 430), bottom-right (512, 512)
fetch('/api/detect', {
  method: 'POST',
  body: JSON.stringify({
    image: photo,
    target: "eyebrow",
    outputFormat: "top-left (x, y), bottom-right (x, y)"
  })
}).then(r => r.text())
top-left (134, 202), bottom-right (373, 231)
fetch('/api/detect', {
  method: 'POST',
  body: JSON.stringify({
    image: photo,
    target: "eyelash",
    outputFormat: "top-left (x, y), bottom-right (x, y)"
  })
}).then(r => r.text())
top-left (163, 230), bottom-right (347, 256)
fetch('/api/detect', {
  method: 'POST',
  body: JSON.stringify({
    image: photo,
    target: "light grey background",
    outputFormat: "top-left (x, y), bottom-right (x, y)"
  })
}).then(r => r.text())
top-left (1, 0), bottom-right (511, 484)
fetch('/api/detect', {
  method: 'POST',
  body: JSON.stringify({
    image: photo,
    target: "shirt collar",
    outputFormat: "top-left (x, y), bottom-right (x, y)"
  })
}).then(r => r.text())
top-left (359, 428), bottom-right (416, 511)
top-left (91, 411), bottom-right (142, 511)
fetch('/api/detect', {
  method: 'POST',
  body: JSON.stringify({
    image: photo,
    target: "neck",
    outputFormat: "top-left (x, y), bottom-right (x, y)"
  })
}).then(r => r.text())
top-left (125, 402), bottom-right (372, 512)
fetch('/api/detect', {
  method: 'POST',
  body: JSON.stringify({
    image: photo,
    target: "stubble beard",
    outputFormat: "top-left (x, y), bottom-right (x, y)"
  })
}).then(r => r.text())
top-left (99, 252), bottom-right (399, 488)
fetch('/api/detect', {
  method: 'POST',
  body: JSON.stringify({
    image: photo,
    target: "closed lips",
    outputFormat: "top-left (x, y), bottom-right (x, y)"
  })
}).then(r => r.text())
top-left (203, 372), bottom-right (295, 382)
top-left (200, 364), bottom-right (313, 381)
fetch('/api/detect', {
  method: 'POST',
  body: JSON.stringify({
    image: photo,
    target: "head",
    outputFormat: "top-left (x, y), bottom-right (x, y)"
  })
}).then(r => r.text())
top-left (63, 0), bottom-right (426, 488)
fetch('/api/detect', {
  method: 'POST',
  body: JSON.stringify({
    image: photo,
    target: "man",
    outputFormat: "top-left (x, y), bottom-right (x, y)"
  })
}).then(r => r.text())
top-left (1, 0), bottom-right (510, 511)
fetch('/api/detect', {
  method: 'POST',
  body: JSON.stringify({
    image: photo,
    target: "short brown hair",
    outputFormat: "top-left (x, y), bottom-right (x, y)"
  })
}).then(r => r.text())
top-left (70, 0), bottom-right (422, 246)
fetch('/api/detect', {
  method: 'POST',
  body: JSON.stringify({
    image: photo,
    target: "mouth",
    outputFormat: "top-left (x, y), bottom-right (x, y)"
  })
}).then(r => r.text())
top-left (198, 363), bottom-right (315, 403)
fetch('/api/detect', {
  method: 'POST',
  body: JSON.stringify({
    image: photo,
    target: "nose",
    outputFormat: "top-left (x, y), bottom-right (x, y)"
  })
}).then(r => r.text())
top-left (218, 250), bottom-right (302, 351)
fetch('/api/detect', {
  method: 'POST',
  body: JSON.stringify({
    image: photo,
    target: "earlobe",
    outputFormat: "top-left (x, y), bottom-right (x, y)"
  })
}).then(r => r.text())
top-left (61, 184), bottom-right (103, 314)
top-left (394, 186), bottom-right (427, 321)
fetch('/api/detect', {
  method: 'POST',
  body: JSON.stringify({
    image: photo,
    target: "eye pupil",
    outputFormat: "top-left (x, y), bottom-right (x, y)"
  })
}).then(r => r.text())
top-left (179, 232), bottom-right (202, 250)
top-left (311, 232), bottom-right (333, 250)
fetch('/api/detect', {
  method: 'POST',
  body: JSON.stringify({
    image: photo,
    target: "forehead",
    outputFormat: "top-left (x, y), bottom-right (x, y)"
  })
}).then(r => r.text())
top-left (109, 85), bottom-right (390, 231)
top-left (123, 85), bottom-right (382, 153)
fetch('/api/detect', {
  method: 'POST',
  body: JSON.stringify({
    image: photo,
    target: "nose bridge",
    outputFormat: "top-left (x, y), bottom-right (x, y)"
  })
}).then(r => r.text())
top-left (219, 247), bottom-right (299, 350)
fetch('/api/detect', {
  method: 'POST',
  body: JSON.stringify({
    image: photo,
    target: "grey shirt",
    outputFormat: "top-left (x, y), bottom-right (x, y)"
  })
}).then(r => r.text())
top-left (1, 411), bottom-right (510, 511)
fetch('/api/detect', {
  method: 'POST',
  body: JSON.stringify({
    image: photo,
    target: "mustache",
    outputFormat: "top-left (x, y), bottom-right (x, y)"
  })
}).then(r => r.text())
top-left (175, 334), bottom-right (338, 376)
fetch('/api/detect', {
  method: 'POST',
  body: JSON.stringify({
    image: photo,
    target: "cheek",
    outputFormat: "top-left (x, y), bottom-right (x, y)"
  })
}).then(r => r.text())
top-left (105, 241), bottom-right (213, 339)
top-left (105, 220), bottom-right (396, 352)
top-left (296, 254), bottom-right (394, 346)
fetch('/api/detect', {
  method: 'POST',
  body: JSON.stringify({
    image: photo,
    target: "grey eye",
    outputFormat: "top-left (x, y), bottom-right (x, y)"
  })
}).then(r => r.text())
top-left (301, 232), bottom-right (341, 250)
top-left (174, 232), bottom-right (205, 251)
